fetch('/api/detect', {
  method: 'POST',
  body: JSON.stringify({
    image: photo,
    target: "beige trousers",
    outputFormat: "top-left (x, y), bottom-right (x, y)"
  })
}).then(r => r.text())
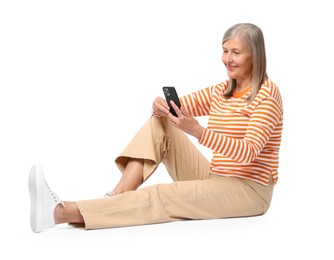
top-left (76, 116), bottom-right (274, 230)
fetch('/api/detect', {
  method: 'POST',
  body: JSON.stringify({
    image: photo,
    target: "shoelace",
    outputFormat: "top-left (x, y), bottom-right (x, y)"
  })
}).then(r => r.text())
top-left (104, 191), bottom-right (115, 197)
top-left (45, 180), bottom-right (65, 207)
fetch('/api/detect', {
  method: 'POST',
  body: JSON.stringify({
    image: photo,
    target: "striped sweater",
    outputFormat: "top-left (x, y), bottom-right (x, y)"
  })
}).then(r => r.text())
top-left (180, 79), bottom-right (283, 186)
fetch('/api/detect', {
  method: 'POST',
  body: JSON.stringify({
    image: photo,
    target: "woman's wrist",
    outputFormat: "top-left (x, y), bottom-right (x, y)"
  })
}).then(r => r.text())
top-left (194, 126), bottom-right (204, 141)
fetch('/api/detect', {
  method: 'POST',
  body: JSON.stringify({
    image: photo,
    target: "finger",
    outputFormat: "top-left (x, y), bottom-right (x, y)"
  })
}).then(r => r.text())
top-left (158, 97), bottom-right (170, 110)
top-left (152, 111), bottom-right (162, 117)
top-left (168, 112), bottom-right (178, 126)
top-left (170, 101), bottom-right (182, 117)
top-left (153, 97), bottom-right (170, 115)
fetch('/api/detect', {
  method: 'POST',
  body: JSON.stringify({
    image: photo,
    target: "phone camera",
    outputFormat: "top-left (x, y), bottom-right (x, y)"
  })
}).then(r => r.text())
top-left (164, 88), bottom-right (170, 96)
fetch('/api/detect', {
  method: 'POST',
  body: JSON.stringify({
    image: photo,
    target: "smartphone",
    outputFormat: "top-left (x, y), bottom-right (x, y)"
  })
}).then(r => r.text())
top-left (162, 86), bottom-right (181, 117)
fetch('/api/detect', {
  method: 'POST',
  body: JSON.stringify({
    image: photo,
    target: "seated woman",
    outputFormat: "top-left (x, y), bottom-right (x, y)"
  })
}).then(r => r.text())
top-left (29, 23), bottom-right (283, 232)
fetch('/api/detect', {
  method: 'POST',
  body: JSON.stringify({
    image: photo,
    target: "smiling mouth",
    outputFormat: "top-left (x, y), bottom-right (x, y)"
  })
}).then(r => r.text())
top-left (227, 65), bottom-right (237, 71)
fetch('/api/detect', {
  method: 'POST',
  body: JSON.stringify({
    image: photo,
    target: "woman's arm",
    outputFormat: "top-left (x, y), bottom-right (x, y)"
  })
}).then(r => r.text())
top-left (179, 86), bottom-right (214, 117)
top-left (152, 84), bottom-right (215, 120)
top-left (199, 97), bottom-right (283, 163)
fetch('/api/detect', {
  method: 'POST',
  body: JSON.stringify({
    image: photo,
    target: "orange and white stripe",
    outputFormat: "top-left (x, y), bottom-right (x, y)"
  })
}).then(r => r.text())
top-left (180, 79), bottom-right (283, 185)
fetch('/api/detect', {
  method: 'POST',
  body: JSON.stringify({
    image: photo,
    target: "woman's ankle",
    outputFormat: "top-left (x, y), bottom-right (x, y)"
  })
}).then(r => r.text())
top-left (54, 202), bottom-right (84, 225)
top-left (54, 203), bottom-right (66, 224)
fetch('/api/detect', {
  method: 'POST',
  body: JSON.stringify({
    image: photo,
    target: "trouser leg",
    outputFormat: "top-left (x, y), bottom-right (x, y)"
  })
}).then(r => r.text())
top-left (75, 116), bottom-right (274, 229)
top-left (115, 116), bottom-right (210, 182)
top-left (76, 175), bottom-right (273, 229)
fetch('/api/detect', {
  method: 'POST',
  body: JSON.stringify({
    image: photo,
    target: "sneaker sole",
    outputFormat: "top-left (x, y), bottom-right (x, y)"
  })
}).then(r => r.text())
top-left (29, 165), bottom-right (44, 233)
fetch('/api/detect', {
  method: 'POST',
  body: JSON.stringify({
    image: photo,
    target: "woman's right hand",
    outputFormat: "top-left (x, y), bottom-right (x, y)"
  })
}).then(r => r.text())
top-left (152, 97), bottom-right (171, 117)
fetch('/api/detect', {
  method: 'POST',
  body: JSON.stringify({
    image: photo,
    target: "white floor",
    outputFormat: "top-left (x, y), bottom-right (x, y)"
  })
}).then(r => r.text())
top-left (3, 164), bottom-right (333, 260)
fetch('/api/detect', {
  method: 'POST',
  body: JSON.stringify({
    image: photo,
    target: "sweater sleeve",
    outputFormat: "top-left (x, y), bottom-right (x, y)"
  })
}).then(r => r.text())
top-left (199, 97), bottom-right (283, 163)
top-left (179, 86), bottom-right (214, 117)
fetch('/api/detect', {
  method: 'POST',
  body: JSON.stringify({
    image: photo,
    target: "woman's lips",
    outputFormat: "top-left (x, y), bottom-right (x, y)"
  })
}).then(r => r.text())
top-left (227, 65), bottom-right (237, 71)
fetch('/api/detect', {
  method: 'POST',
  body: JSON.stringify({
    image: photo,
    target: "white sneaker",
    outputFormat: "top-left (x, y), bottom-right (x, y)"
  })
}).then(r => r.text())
top-left (28, 164), bottom-right (64, 233)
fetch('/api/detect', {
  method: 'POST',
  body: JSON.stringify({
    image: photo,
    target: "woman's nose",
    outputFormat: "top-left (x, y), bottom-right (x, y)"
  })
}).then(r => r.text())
top-left (227, 53), bottom-right (233, 62)
top-left (223, 53), bottom-right (231, 63)
top-left (223, 52), bottom-right (232, 63)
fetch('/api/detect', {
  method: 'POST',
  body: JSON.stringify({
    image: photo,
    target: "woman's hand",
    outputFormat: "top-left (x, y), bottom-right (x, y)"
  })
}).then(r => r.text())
top-left (152, 97), bottom-right (170, 117)
top-left (168, 101), bottom-right (204, 140)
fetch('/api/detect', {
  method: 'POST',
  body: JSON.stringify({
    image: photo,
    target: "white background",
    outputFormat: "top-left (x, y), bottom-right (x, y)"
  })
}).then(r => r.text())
top-left (1, 0), bottom-right (333, 259)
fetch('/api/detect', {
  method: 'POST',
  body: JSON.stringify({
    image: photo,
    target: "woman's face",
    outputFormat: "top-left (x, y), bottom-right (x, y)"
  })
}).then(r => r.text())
top-left (222, 37), bottom-right (253, 83)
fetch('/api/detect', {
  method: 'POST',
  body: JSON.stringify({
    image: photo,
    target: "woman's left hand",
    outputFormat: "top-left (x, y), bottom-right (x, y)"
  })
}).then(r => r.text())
top-left (168, 101), bottom-right (204, 140)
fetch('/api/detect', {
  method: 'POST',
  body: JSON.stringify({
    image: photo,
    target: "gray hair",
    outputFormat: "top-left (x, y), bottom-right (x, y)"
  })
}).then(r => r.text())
top-left (223, 23), bottom-right (267, 101)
